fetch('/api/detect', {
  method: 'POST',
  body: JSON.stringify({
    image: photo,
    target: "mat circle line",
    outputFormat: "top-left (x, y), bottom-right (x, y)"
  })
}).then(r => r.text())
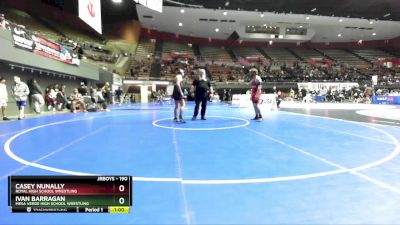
top-left (3, 113), bottom-right (400, 184)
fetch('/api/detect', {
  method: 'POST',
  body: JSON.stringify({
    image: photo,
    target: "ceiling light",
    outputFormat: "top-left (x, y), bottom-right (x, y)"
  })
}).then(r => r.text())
top-left (369, 21), bottom-right (374, 25)
top-left (112, 0), bottom-right (122, 3)
top-left (269, 40), bottom-right (273, 45)
top-left (180, 9), bottom-right (185, 13)
top-left (311, 8), bottom-right (317, 12)
top-left (306, 16), bottom-right (310, 20)
top-left (178, 22), bottom-right (183, 27)
top-left (225, 1), bottom-right (230, 6)
top-left (215, 28), bottom-right (220, 32)
top-left (223, 11), bottom-right (227, 16)
top-left (299, 25), bottom-right (303, 28)
top-left (338, 34), bottom-right (342, 37)
top-left (270, 35), bottom-right (275, 38)
top-left (372, 33), bottom-right (377, 36)
top-left (260, 13), bottom-right (265, 18)
top-left (339, 18), bottom-right (344, 22)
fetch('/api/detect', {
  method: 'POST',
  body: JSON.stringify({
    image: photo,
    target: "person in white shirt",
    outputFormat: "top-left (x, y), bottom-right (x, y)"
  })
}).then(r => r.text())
top-left (11, 76), bottom-right (29, 120)
top-left (70, 88), bottom-right (87, 113)
top-left (0, 76), bottom-right (10, 120)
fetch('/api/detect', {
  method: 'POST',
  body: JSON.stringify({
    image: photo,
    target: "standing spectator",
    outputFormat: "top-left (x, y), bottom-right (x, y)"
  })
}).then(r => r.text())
top-left (273, 86), bottom-right (282, 109)
top-left (101, 82), bottom-right (112, 106)
top-left (364, 85), bottom-right (374, 104)
top-left (192, 69), bottom-right (212, 120)
top-left (78, 82), bottom-right (89, 96)
top-left (0, 76), bottom-right (10, 120)
top-left (11, 76), bottom-right (29, 120)
top-left (70, 88), bottom-right (87, 113)
top-left (28, 79), bottom-right (44, 114)
top-left (115, 87), bottom-right (123, 104)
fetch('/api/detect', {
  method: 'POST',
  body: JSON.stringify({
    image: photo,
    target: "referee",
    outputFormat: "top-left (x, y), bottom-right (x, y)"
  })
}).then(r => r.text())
top-left (192, 69), bottom-right (213, 120)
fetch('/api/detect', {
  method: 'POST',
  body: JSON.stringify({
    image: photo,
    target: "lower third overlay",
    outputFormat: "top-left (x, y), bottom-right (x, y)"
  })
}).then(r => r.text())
top-left (8, 176), bottom-right (132, 214)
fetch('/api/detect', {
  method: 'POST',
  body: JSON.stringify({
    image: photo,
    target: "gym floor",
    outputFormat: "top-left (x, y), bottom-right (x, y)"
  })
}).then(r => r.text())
top-left (1, 102), bottom-right (400, 224)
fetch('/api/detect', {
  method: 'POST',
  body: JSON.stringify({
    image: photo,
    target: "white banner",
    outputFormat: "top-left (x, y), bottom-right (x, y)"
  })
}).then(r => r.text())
top-left (297, 82), bottom-right (359, 92)
top-left (232, 94), bottom-right (277, 110)
top-left (79, 0), bottom-right (102, 34)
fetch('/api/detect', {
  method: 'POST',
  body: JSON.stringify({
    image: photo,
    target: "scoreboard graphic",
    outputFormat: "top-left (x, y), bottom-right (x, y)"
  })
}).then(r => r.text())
top-left (8, 176), bottom-right (132, 213)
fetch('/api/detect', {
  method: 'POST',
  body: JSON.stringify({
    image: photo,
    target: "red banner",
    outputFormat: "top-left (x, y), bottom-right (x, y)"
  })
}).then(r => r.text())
top-left (10, 23), bottom-right (80, 66)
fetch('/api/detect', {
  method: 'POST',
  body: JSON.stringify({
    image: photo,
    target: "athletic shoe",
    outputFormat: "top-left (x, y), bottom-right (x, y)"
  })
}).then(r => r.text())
top-left (192, 116), bottom-right (197, 121)
top-left (179, 119), bottom-right (186, 123)
top-left (251, 116), bottom-right (259, 120)
top-left (3, 117), bottom-right (10, 121)
top-left (256, 117), bottom-right (263, 122)
top-left (173, 118), bottom-right (178, 122)
top-left (201, 117), bottom-right (206, 120)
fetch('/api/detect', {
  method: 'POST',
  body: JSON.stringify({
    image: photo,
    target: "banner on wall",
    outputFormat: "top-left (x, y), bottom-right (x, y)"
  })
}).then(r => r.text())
top-left (79, 0), bottom-right (102, 34)
top-left (10, 24), bottom-right (80, 66)
top-left (297, 82), bottom-right (359, 91)
top-left (232, 94), bottom-right (277, 110)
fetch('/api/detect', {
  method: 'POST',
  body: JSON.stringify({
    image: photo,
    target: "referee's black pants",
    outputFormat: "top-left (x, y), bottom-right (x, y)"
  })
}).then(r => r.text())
top-left (193, 96), bottom-right (207, 118)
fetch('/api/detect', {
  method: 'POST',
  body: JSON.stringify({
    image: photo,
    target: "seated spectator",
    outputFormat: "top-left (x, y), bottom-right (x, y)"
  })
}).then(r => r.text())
top-left (56, 85), bottom-right (68, 111)
top-left (70, 88), bottom-right (87, 113)
top-left (45, 87), bottom-right (57, 112)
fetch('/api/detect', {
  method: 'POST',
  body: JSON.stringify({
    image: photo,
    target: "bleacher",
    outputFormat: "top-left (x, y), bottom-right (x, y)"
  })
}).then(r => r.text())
top-left (3, 9), bottom-right (61, 41)
top-left (263, 48), bottom-right (298, 62)
top-left (162, 42), bottom-right (194, 57)
top-left (125, 39), bottom-right (155, 79)
top-left (290, 48), bottom-right (324, 61)
top-left (232, 47), bottom-right (265, 60)
top-left (352, 49), bottom-right (397, 62)
top-left (207, 64), bottom-right (232, 82)
top-left (135, 39), bottom-right (155, 57)
top-left (199, 46), bottom-right (233, 63)
top-left (318, 49), bottom-right (368, 66)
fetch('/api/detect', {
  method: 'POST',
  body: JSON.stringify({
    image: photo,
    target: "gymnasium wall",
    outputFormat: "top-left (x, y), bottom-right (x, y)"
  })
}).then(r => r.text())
top-left (0, 61), bottom-right (90, 116)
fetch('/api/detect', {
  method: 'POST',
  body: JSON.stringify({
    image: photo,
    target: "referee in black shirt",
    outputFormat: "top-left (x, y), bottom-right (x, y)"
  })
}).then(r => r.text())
top-left (192, 69), bottom-right (213, 120)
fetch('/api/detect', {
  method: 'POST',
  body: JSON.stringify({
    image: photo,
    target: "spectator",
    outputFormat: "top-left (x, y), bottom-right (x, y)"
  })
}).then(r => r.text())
top-left (28, 79), bottom-right (44, 114)
top-left (45, 87), bottom-right (57, 111)
top-left (11, 76), bottom-right (29, 120)
top-left (115, 87), bottom-right (123, 104)
top-left (101, 82), bottom-right (112, 106)
top-left (94, 87), bottom-right (108, 111)
top-left (70, 88), bottom-right (87, 113)
top-left (56, 85), bottom-right (68, 111)
top-left (78, 82), bottom-right (89, 96)
top-left (0, 76), bottom-right (10, 120)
